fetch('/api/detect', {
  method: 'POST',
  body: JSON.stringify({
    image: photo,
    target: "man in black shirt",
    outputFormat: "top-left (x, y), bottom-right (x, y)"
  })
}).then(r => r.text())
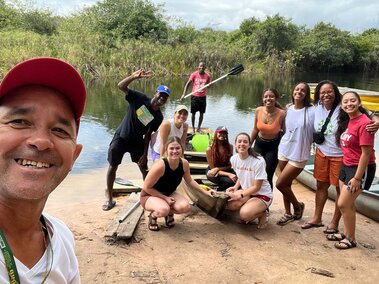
top-left (103, 69), bottom-right (170, 210)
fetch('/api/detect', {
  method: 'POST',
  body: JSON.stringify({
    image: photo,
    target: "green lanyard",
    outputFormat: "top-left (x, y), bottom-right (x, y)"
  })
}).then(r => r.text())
top-left (0, 229), bottom-right (21, 284)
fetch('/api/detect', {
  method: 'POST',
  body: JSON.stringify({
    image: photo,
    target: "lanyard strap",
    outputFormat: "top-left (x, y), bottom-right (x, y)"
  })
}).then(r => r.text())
top-left (0, 229), bottom-right (21, 284)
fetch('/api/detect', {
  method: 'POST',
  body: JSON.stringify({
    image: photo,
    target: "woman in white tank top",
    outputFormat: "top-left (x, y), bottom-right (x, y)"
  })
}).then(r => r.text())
top-left (151, 105), bottom-right (189, 161)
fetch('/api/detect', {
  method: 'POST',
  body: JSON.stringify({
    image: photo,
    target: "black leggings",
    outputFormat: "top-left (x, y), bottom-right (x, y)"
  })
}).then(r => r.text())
top-left (206, 167), bottom-right (236, 191)
top-left (253, 136), bottom-right (281, 189)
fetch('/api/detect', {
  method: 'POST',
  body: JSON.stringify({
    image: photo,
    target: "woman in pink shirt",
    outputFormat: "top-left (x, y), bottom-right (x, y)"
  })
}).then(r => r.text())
top-left (329, 91), bottom-right (376, 249)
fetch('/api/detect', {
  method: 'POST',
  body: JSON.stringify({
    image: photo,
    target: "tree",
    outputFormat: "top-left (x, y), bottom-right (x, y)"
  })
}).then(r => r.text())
top-left (86, 0), bottom-right (168, 41)
top-left (297, 22), bottom-right (354, 70)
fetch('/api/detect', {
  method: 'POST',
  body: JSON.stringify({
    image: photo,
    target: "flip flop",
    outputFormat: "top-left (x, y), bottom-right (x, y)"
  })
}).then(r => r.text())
top-left (326, 233), bottom-right (346, 241)
top-left (102, 200), bottom-right (116, 211)
top-left (301, 222), bottom-right (324, 229)
top-left (323, 228), bottom-right (339, 234)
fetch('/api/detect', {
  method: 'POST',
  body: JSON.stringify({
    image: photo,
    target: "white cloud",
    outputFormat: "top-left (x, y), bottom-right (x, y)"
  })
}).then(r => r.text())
top-left (28, 0), bottom-right (379, 33)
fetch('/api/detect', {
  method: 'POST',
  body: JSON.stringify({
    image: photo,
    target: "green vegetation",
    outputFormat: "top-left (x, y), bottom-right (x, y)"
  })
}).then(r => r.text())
top-left (1, 0), bottom-right (379, 78)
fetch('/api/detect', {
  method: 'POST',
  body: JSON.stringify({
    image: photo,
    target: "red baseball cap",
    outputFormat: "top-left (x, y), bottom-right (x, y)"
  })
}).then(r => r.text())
top-left (0, 57), bottom-right (86, 132)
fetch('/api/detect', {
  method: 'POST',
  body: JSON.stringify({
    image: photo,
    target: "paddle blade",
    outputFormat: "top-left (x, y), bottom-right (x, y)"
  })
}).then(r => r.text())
top-left (228, 64), bottom-right (244, 76)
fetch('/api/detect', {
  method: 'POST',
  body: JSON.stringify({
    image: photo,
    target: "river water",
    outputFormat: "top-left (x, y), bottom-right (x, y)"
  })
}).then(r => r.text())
top-left (73, 72), bottom-right (379, 173)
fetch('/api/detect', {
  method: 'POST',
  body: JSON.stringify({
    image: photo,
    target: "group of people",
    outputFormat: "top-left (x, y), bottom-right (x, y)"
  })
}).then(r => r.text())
top-left (1, 56), bottom-right (377, 283)
top-left (111, 70), bottom-right (378, 252)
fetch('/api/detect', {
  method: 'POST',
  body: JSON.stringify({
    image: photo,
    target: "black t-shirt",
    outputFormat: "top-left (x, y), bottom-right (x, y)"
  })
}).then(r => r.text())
top-left (115, 89), bottom-right (163, 143)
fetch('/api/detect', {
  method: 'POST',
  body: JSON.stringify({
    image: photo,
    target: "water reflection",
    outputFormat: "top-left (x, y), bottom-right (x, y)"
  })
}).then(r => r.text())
top-left (73, 72), bottom-right (379, 173)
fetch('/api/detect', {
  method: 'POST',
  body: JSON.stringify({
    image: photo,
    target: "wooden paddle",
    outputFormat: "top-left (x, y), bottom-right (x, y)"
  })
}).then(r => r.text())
top-left (183, 64), bottom-right (244, 99)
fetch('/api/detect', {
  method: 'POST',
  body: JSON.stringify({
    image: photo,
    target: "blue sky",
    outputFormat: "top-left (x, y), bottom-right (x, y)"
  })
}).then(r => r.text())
top-left (22, 0), bottom-right (379, 33)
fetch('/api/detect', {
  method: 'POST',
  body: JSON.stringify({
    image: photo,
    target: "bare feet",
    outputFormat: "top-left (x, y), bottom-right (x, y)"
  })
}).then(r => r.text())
top-left (258, 211), bottom-right (269, 229)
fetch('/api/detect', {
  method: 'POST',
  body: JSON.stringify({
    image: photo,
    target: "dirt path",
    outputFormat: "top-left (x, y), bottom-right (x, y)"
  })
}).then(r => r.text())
top-left (46, 163), bottom-right (379, 283)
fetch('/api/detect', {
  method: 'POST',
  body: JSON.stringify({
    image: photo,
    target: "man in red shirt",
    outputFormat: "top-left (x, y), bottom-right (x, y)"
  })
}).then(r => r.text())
top-left (181, 62), bottom-right (211, 133)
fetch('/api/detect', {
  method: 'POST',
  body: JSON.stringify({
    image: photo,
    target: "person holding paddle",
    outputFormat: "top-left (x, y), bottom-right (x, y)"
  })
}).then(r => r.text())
top-left (0, 57), bottom-right (85, 283)
top-left (104, 70), bottom-right (170, 211)
top-left (141, 137), bottom-right (213, 231)
top-left (181, 62), bottom-right (211, 133)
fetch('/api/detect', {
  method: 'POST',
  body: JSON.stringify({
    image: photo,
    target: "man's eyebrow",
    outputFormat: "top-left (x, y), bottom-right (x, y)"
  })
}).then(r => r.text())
top-left (57, 116), bottom-right (74, 128)
top-left (3, 106), bottom-right (34, 117)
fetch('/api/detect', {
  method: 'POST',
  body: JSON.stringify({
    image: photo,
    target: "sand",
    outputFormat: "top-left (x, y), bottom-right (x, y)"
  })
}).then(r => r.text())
top-left (45, 163), bottom-right (379, 283)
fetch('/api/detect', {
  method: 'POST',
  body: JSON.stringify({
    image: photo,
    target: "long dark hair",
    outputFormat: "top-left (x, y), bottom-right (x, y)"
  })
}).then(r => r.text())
top-left (235, 132), bottom-right (259, 158)
top-left (314, 80), bottom-right (341, 108)
top-left (211, 131), bottom-right (232, 167)
top-left (335, 91), bottom-right (371, 144)
top-left (291, 82), bottom-right (312, 107)
top-left (261, 88), bottom-right (284, 109)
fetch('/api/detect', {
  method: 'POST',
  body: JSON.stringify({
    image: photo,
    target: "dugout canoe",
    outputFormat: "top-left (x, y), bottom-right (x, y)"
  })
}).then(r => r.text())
top-left (309, 83), bottom-right (379, 112)
top-left (177, 181), bottom-right (229, 219)
top-left (296, 158), bottom-right (379, 222)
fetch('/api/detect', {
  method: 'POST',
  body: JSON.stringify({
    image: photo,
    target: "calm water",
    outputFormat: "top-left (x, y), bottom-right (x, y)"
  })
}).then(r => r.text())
top-left (73, 72), bottom-right (379, 173)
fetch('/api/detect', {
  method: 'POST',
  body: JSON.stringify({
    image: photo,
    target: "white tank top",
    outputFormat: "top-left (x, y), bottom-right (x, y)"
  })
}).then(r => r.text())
top-left (153, 119), bottom-right (184, 153)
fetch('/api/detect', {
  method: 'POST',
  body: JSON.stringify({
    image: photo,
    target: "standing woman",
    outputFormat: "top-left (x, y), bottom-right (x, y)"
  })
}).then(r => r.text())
top-left (276, 83), bottom-right (314, 225)
top-left (226, 133), bottom-right (273, 229)
top-left (141, 137), bottom-right (213, 231)
top-left (206, 126), bottom-right (237, 191)
top-left (151, 105), bottom-right (189, 161)
top-left (250, 88), bottom-right (286, 189)
top-left (329, 91), bottom-right (376, 249)
top-left (301, 80), bottom-right (343, 231)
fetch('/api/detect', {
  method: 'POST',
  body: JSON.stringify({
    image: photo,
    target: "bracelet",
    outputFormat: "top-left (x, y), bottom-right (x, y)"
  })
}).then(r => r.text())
top-left (353, 177), bottom-right (361, 182)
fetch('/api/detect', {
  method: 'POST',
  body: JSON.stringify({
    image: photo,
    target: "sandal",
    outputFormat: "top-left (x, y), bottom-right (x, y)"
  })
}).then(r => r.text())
top-left (102, 200), bottom-right (116, 211)
top-left (326, 233), bottom-right (346, 241)
top-left (293, 202), bottom-right (305, 220)
top-left (165, 214), bottom-right (175, 228)
top-left (258, 210), bottom-right (269, 229)
top-left (334, 237), bottom-right (357, 250)
top-left (276, 213), bottom-right (295, 226)
top-left (148, 213), bottom-right (159, 231)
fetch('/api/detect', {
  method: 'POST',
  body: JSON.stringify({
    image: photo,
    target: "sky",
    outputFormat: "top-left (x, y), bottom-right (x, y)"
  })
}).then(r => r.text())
top-left (26, 0), bottom-right (379, 33)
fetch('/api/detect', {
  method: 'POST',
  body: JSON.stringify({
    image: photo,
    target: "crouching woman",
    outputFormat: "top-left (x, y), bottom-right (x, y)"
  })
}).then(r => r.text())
top-left (225, 133), bottom-right (273, 229)
top-left (141, 136), bottom-right (213, 231)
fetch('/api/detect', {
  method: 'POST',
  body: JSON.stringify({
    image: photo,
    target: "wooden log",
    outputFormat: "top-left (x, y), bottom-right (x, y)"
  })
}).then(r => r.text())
top-left (112, 184), bottom-right (141, 196)
top-left (105, 192), bottom-right (143, 240)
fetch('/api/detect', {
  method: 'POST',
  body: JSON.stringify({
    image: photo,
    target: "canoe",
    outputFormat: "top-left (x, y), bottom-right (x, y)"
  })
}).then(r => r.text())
top-left (296, 157), bottom-right (379, 222)
top-left (177, 180), bottom-right (229, 219)
top-left (309, 83), bottom-right (379, 112)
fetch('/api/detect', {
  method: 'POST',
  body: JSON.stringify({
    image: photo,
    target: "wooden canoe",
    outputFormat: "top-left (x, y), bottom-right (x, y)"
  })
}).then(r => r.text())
top-left (177, 181), bottom-right (229, 219)
top-left (297, 158), bottom-right (379, 222)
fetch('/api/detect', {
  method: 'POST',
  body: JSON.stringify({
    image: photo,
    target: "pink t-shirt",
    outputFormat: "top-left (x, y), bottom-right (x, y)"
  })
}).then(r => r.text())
top-left (340, 114), bottom-right (375, 166)
top-left (189, 71), bottom-right (211, 97)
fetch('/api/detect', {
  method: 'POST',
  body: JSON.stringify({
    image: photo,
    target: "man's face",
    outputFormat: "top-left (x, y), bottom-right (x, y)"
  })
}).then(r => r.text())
top-left (0, 86), bottom-right (82, 201)
top-left (151, 92), bottom-right (169, 109)
top-left (198, 63), bottom-right (206, 74)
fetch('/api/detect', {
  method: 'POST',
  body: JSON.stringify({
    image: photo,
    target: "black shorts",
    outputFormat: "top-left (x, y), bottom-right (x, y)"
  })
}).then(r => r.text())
top-left (107, 134), bottom-right (143, 166)
top-left (339, 163), bottom-right (376, 190)
top-left (191, 96), bottom-right (206, 114)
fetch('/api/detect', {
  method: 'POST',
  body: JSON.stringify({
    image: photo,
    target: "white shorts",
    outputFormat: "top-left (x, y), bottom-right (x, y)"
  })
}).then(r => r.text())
top-left (278, 152), bottom-right (307, 169)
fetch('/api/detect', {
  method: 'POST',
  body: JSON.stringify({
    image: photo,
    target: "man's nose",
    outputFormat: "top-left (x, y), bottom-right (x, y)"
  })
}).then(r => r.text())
top-left (26, 129), bottom-right (54, 151)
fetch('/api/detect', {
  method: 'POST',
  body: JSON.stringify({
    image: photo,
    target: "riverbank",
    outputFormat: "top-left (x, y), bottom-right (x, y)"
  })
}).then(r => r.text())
top-left (45, 162), bottom-right (379, 283)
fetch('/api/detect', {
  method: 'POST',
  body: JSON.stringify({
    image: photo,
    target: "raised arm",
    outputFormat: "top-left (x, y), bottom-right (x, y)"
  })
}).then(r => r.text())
top-left (117, 69), bottom-right (152, 95)
top-left (181, 79), bottom-right (192, 100)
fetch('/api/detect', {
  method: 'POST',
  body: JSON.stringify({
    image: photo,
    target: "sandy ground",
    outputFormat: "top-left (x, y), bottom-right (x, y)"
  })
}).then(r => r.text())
top-left (45, 163), bottom-right (379, 283)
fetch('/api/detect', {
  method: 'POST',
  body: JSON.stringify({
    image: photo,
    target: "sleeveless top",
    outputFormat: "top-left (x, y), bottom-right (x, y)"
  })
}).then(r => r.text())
top-left (153, 119), bottom-right (184, 153)
top-left (153, 158), bottom-right (184, 196)
top-left (256, 108), bottom-right (282, 137)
